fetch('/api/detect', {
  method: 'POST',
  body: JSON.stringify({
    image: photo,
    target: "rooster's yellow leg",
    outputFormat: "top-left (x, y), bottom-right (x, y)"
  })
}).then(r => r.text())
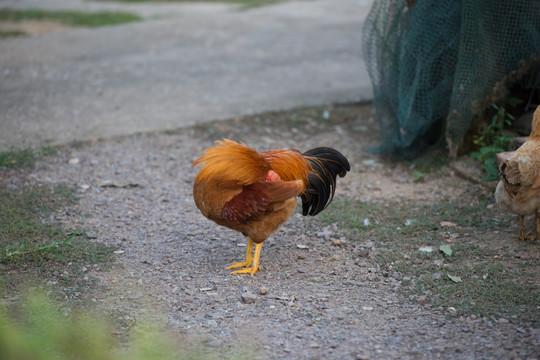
top-left (230, 242), bottom-right (263, 277)
top-left (227, 238), bottom-right (254, 270)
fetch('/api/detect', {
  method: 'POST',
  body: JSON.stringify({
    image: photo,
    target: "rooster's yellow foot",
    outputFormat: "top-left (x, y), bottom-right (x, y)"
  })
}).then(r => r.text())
top-left (227, 240), bottom-right (263, 277)
top-left (227, 261), bottom-right (253, 270)
top-left (230, 266), bottom-right (261, 277)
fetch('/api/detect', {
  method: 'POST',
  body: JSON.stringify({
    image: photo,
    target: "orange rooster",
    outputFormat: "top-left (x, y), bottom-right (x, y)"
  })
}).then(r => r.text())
top-left (495, 105), bottom-right (540, 240)
top-left (192, 139), bottom-right (350, 276)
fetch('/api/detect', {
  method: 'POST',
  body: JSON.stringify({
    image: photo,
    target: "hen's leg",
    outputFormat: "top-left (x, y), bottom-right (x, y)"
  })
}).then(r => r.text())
top-left (519, 216), bottom-right (526, 240)
top-left (230, 242), bottom-right (263, 277)
top-left (536, 213), bottom-right (540, 240)
top-left (227, 238), bottom-right (254, 270)
top-left (518, 215), bottom-right (536, 241)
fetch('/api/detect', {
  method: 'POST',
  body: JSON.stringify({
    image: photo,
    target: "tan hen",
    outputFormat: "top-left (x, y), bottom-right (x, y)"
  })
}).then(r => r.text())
top-left (495, 105), bottom-right (540, 240)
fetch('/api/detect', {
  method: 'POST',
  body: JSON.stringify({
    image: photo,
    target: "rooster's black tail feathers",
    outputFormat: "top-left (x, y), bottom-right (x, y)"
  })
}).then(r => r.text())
top-left (301, 147), bottom-right (350, 216)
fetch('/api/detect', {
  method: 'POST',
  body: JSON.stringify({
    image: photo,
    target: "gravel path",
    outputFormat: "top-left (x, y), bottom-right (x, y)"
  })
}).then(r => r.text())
top-left (21, 104), bottom-right (539, 359)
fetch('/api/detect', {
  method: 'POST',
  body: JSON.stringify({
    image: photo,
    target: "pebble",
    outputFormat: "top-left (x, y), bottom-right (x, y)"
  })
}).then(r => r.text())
top-left (241, 291), bottom-right (257, 304)
top-left (85, 231), bottom-right (98, 239)
top-left (498, 318), bottom-right (509, 324)
top-left (260, 286), bottom-right (268, 295)
top-left (207, 340), bottom-right (221, 348)
top-left (358, 249), bottom-right (369, 258)
top-left (431, 272), bottom-right (443, 280)
top-left (433, 259), bottom-right (444, 266)
top-left (416, 295), bottom-right (427, 305)
top-left (68, 157), bottom-right (80, 165)
top-left (298, 267), bottom-right (308, 273)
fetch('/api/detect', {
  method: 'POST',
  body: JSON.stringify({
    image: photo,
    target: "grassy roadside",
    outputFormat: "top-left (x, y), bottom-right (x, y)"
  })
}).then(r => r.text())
top-left (0, 147), bottom-right (116, 302)
top-left (0, 145), bottom-right (56, 169)
top-left (0, 9), bottom-right (142, 27)
top-left (94, 0), bottom-right (292, 7)
top-left (321, 197), bottom-right (539, 326)
top-left (0, 8), bottom-right (142, 38)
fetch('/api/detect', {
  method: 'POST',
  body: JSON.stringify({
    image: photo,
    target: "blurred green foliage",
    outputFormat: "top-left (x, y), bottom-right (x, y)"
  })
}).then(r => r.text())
top-left (0, 292), bottom-right (192, 360)
top-left (0, 9), bottom-right (141, 27)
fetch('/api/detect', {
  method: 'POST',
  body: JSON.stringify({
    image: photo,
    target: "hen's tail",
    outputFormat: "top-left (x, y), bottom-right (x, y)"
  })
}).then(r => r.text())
top-left (301, 147), bottom-right (350, 216)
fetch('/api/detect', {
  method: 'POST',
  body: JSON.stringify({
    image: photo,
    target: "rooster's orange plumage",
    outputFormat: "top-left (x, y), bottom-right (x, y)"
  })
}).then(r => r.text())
top-left (192, 139), bottom-right (350, 276)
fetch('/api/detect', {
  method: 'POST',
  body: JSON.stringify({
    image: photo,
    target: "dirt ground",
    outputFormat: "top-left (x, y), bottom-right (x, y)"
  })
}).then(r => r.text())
top-left (3, 103), bottom-right (534, 359)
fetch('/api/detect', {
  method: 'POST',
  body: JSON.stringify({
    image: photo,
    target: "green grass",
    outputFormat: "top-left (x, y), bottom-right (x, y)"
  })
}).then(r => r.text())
top-left (0, 148), bottom-right (36, 168)
top-left (321, 198), bottom-right (540, 325)
top-left (94, 0), bottom-right (292, 10)
top-left (0, 145), bottom-right (58, 169)
top-left (0, 292), bottom-right (238, 360)
top-left (0, 184), bottom-right (115, 300)
top-left (0, 9), bottom-right (141, 27)
top-left (0, 29), bottom-right (26, 38)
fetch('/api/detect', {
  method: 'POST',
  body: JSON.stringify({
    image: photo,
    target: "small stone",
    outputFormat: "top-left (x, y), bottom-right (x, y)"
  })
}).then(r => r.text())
top-left (358, 249), bottom-right (369, 258)
top-left (298, 267), bottom-right (308, 273)
top-left (498, 317), bottom-right (509, 324)
top-left (260, 286), bottom-right (268, 295)
top-left (330, 254), bottom-right (341, 261)
top-left (85, 231), bottom-right (97, 239)
top-left (417, 295), bottom-right (428, 305)
top-left (207, 340), bottom-right (221, 348)
top-left (431, 272), bottom-right (443, 280)
top-left (355, 353), bottom-right (370, 360)
top-left (309, 342), bottom-right (320, 348)
top-left (419, 246), bottom-right (433, 253)
top-left (68, 157), bottom-right (80, 165)
top-left (241, 292), bottom-right (257, 304)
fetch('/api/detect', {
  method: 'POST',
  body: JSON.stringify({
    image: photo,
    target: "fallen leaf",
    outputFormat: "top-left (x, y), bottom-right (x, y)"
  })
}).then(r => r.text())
top-left (440, 221), bottom-right (456, 227)
top-left (447, 274), bottom-right (462, 283)
top-left (419, 246), bottom-right (434, 253)
top-left (439, 245), bottom-right (453, 257)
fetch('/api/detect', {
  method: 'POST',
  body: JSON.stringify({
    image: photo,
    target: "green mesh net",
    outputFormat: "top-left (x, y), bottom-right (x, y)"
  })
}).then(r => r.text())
top-left (362, 0), bottom-right (540, 160)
